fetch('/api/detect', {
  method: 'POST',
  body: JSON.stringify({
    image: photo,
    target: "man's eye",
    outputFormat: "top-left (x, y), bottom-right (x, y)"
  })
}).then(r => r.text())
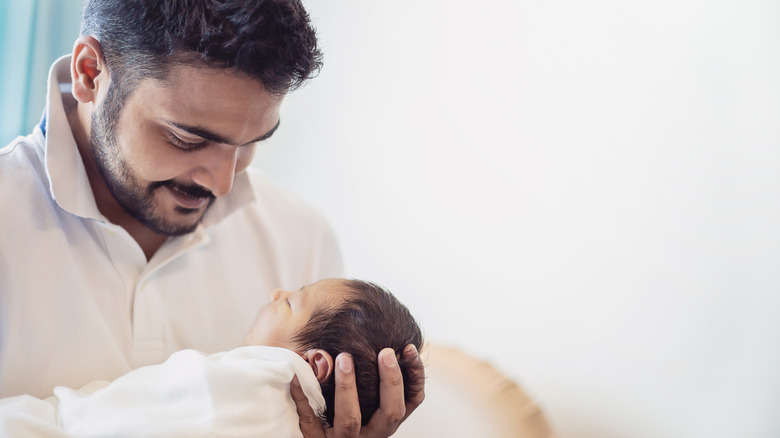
top-left (285, 298), bottom-right (291, 307)
top-left (169, 134), bottom-right (205, 150)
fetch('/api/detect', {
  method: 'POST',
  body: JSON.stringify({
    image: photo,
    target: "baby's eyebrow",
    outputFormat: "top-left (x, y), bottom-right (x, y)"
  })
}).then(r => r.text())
top-left (297, 286), bottom-right (312, 308)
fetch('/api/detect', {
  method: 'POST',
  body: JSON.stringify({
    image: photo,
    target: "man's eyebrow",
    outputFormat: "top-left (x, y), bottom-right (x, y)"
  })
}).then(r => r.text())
top-left (167, 119), bottom-right (280, 146)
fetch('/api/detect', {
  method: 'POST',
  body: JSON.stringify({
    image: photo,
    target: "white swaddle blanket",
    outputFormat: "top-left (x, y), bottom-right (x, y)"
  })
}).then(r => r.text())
top-left (0, 346), bottom-right (325, 438)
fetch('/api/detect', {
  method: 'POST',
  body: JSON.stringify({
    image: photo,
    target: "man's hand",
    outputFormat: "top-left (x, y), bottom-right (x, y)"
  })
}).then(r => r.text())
top-left (291, 345), bottom-right (425, 438)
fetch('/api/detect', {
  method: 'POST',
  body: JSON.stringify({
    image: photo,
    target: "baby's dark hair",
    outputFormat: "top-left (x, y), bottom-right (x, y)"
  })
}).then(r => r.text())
top-left (291, 279), bottom-right (424, 427)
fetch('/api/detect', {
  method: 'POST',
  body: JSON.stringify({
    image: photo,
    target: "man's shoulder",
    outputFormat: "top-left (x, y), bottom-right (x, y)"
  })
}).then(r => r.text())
top-left (243, 168), bottom-right (328, 224)
top-left (214, 168), bottom-right (345, 280)
top-left (1, 133), bottom-right (44, 166)
top-left (0, 133), bottom-right (48, 196)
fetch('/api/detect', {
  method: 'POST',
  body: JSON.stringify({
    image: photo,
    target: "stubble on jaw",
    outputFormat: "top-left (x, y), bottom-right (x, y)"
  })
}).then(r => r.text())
top-left (87, 81), bottom-right (214, 237)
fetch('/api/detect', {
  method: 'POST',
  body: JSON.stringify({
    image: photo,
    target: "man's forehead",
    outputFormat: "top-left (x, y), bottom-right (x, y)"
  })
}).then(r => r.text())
top-left (135, 65), bottom-right (283, 143)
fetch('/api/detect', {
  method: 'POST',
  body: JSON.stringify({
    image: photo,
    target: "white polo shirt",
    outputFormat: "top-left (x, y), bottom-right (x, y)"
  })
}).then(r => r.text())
top-left (0, 56), bottom-right (344, 398)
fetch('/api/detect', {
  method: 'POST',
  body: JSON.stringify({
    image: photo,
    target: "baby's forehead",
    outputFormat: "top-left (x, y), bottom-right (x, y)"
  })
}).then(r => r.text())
top-left (308, 279), bottom-right (353, 309)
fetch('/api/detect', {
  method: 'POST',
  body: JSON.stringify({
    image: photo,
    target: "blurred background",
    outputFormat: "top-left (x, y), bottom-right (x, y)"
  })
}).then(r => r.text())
top-left (3, 1), bottom-right (779, 437)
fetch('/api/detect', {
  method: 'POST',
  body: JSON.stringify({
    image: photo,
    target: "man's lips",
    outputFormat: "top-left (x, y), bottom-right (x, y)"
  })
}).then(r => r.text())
top-left (166, 185), bottom-right (209, 209)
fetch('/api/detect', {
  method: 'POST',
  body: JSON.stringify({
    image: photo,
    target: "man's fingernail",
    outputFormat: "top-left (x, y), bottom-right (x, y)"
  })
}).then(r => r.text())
top-left (405, 344), bottom-right (418, 356)
top-left (382, 349), bottom-right (398, 367)
top-left (291, 375), bottom-right (301, 387)
top-left (338, 354), bottom-right (353, 373)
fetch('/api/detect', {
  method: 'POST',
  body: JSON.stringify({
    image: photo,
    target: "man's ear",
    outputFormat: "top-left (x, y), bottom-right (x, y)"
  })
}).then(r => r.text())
top-left (303, 349), bottom-right (334, 383)
top-left (71, 36), bottom-right (108, 104)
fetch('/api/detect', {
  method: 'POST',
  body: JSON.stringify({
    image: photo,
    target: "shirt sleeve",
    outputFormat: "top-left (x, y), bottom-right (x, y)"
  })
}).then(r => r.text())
top-left (0, 394), bottom-right (73, 437)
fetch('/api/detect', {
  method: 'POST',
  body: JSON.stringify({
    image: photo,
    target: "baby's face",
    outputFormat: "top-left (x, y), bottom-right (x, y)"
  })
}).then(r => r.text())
top-left (243, 278), bottom-right (348, 350)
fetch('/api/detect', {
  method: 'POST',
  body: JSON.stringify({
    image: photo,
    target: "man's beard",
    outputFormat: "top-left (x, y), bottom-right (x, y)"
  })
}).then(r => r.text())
top-left (89, 83), bottom-right (215, 236)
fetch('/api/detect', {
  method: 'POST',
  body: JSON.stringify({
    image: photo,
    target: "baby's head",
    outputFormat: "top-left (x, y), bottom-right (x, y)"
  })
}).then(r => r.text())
top-left (243, 278), bottom-right (424, 427)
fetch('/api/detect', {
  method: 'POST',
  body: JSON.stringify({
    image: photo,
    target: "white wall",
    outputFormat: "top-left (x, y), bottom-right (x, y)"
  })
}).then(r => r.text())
top-left (252, 1), bottom-right (780, 437)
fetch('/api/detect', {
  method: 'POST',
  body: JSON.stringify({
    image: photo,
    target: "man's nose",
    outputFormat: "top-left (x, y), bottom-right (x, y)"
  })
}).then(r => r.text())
top-left (192, 146), bottom-right (239, 197)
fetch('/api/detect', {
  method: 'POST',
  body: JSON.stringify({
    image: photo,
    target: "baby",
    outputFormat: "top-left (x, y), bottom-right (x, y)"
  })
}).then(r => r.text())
top-left (0, 279), bottom-right (424, 437)
top-left (243, 277), bottom-right (425, 427)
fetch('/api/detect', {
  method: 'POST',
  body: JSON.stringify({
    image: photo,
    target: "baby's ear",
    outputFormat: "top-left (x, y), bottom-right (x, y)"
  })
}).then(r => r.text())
top-left (302, 349), bottom-right (334, 383)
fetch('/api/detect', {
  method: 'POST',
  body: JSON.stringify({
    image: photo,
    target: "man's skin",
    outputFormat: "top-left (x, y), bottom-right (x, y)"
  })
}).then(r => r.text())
top-left (291, 347), bottom-right (425, 438)
top-left (67, 36), bottom-right (423, 437)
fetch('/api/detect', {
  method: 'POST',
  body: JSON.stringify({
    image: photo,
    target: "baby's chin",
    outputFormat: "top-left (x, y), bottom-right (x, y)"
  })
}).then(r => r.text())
top-left (241, 335), bottom-right (297, 351)
top-left (241, 330), bottom-right (267, 347)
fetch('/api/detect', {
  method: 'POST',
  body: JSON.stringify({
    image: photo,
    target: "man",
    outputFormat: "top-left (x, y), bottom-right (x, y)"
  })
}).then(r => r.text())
top-left (0, 1), bottom-right (423, 436)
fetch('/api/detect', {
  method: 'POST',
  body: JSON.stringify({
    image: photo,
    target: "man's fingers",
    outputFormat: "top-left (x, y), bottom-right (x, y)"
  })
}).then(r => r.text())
top-left (331, 346), bottom-right (425, 438)
top-left (362, 348), bottom-right (407, 436)
top-left (333, 353), bottom-right (362, 438)
top-left (291, 375), bottom-right (327, 438)
top-left (400, 344), bottom-right (425, 420)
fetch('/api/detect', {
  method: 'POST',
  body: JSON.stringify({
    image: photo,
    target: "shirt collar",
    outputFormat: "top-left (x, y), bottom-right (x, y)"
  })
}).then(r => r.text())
top-left (43, 55), bottom-right (256, 228)
top-left (44, 55), bottom-right (102, 221)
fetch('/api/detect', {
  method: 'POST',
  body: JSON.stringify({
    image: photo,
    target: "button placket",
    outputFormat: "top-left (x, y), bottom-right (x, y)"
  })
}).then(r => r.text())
top-left (130, 226), bottom-right (211, 357)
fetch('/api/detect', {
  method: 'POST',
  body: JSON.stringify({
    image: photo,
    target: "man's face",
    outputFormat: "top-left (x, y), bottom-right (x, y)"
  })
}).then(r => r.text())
top-left (90, 64), bottom-right (282, 235)
top-left (243, 279), bottom-right (349, 350)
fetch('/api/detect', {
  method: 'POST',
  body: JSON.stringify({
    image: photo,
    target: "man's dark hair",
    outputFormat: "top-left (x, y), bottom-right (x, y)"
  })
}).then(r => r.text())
top-left (80, 0), bottom-right (322, 99)
top-left (292, 279), bottom-right (425, 427)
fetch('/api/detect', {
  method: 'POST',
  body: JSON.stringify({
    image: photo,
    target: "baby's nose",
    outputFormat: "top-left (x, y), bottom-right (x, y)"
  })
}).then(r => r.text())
top-left (271, 289), bottom-right (289, 302)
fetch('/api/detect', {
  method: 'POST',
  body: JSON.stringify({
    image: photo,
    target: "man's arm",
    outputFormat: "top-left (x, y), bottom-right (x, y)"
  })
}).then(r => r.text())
top-left (292, 345), bottom-right (425, 438)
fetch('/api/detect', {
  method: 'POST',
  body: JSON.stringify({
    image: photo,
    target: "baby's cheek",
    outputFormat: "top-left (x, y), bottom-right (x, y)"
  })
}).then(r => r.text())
top-left (243, 314), bottom-right (270, 346)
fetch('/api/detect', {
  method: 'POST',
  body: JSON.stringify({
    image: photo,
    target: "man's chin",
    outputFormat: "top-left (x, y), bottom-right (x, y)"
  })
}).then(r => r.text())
top-left (160, 222), bottom-right (200, 236)
top-left (141, 210), bottom-right (205, 237)
top-left (133, 194), bottom-right (214, 236)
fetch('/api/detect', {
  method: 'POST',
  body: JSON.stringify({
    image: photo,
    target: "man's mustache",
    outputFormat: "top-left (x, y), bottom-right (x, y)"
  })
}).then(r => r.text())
top-left (151, 180), bottom-right (215, 200)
